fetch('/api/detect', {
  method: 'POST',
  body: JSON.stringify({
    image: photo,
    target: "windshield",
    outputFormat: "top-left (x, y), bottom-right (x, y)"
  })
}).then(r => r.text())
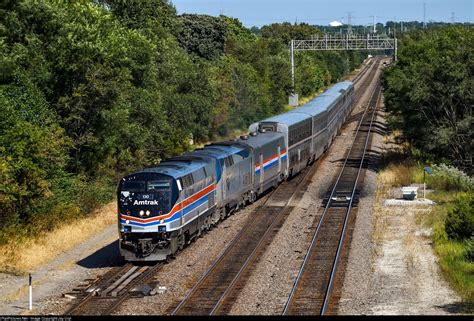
top-left (147, 181), bottom-right (171, 191)
top-left (119, 173), bottom-right (178, 215)
top-left (122, 181), bottom-right (146, 192)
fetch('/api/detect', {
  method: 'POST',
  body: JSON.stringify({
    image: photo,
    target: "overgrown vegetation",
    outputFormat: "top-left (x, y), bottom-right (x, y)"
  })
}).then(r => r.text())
top-left (0, 1), bottom-right (366, 245)
top-left (383, 26), bottom-right (473, 174)
top-left (377, 157), bottom-right (473, 305)
top-left (381, 26), bottom-right (473, 304)
top-left (428, 176), bottom-right (473, 305)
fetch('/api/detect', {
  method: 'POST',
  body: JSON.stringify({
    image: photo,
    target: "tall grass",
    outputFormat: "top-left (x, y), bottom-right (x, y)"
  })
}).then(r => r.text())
top-left (380, 158), bottom-right (473, 306)
top-left (431, 206), bottom-right (474, 304)
top-left (0, 202), bottom-right (117, 274)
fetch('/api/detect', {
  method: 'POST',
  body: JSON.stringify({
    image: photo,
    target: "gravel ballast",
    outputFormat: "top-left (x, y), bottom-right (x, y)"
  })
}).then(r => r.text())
top-left (7, 60), bottom-right (460, 316)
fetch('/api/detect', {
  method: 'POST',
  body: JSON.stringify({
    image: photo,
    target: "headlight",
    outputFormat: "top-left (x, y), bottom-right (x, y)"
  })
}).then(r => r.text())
top-left (145, 210), bottom-right (151, 216)
top-left (139, 210), bottom-right (145, 217)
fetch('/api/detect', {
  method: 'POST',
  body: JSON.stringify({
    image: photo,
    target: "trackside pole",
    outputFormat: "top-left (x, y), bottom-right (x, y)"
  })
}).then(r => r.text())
top-left (423, 170), bottom-right (426, 200)
top-left (29, 273), bottom-right (32, 310)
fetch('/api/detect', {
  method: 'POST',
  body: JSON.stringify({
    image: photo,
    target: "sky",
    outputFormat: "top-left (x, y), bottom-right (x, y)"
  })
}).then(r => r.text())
top-left (170, 0), bottom-right (473, 27)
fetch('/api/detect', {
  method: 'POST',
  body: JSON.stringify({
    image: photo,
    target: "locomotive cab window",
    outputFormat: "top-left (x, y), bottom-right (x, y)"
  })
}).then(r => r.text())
top-left (224, 156), bottom-right (234, 167)
top-left (122, 181), bottom-right (146, 192)
top-left (260, 124), bottom-right (275, 132)
top-left (147, 181), bottom-right (171, 191)
top-left (181, 174), bottom-right (194, 188)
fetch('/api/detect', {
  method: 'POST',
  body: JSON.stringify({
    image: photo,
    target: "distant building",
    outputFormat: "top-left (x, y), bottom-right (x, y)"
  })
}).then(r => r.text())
top-left (329, 21), bottom-right (343, 27)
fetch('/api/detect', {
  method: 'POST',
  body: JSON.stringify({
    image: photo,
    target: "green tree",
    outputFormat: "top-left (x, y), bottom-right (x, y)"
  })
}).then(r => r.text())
top-left (0, 74), bottom-right (69, 226)
top-left (383, 26), bottom-right (473, 173)
top-left (445, 192), bottom-right (474, 241)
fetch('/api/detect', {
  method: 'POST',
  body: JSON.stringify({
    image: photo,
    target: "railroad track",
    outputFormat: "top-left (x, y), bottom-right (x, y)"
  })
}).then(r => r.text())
top-left (352, 58), bottom-right (375, 85)
top-left (170, 59), bottom-right (380, 316)
top-left (64, 262), bottom-right (163, 315)
top-left (283, 61), bottom-right (382, 316)
top-left (171, 161), bottom-right (318, 315)
top-left (62, 58), bottom-right (379, 316)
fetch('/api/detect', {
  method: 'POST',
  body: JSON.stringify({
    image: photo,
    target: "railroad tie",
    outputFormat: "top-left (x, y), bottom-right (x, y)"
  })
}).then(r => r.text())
top-left (101, 266), bottom-right (139, 297)
top-left (111, 266), bottom-right (149, 297)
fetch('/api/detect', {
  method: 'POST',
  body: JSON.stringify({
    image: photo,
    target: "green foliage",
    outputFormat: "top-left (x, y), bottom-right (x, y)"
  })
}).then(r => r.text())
top-left (0, 74), bottom-right (70, 227)
top-left (466, 237), bottom-right (474, 262)
top-left (427, 164), bottom-right (474, 192)
top-left (103, 0), bottom-right (177, 36)
top-left (0, 1), bottom-right (366, 241)
top-left (445, 192), bottom-right (474, 241)
top-left (175, 14), bottom-right (227, 60)
top-left (383, 26), bottom-right (473, 174)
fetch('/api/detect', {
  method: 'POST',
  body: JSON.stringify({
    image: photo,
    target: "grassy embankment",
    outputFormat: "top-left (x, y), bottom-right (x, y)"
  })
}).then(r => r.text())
top-left (0, 203), bottom-right (116, 274)
top-left (373, 131), bottom-right (473, 307)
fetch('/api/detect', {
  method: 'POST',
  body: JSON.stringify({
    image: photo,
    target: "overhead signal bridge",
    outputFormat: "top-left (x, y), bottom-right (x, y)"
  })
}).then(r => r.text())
top-left (291, 34), bottom-right (396, 51)
top-left (289, 34), bottom-right (396, 105)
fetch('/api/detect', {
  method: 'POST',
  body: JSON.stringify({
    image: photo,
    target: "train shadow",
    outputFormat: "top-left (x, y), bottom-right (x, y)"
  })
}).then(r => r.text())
top-left (76, 240), bottom-right (124, 269)
top-left (435, 302), bottom-right (473, 314)
top-left (331, 148), bottom-right (382, 173)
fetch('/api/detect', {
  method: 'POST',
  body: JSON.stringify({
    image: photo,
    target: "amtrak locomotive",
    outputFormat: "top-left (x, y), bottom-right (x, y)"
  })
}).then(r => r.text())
top-left (118, 81), bottom-right (354, 261)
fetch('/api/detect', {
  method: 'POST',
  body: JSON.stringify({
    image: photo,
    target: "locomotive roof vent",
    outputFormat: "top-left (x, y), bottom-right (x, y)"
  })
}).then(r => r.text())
top-left (259, 128), bottom-right (266, 133)
top-left (250, 131), bottom-right (258, 137)
top-left (240, 135), bottom-right (249, 140)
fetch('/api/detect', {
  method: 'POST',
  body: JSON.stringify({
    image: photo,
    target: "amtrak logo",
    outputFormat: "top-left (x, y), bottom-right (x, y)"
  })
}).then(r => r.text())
top-left (133, 200), bottom-right (159, 205)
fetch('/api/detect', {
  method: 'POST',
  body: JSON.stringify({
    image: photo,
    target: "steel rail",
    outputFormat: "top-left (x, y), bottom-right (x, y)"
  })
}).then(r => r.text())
top-left (282, 59), bottom-right (381, 315)
top-left (320, 83), bottom-right (381, 315)
top-left (209, 164), bottom-right (316, 315)
top-left (101, 262), bottom-right (164, 315)
top-left (171, 169), bottom-right (310, 315)
top-left (64, 263), bottom-right (133, 315)
top-left (352, 59), bottom-right (374, 84)
top-left (65, 262), bottom-right (164, 315)
top-left (172, 58), bottom-right (378, 316)
top-left (170, 187), bottom-right (278, 315)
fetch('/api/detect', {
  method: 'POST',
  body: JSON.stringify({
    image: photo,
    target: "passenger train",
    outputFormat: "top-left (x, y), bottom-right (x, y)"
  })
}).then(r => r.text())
top-left (118, 81), bottom-right (355, 261)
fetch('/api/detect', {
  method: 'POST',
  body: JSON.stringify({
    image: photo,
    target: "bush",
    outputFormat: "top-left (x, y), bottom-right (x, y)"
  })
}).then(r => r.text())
top-left (445, 192), bottom-right (474, 241)
top-left (428, 164), bottom-right (474, 192)
top-left (466, 237), bottom-right (474, 262)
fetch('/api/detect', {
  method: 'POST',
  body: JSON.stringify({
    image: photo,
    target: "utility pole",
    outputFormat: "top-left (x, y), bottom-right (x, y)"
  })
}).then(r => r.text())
top-left (290, 40), bottom-right (295, 90)
top-left (370, 15), bottom-right (377, 33)
top-left (394, 16), bottom-right (397, 38)
top-left (423, 2), bottom-right (427, 28)
top-left (346, 12), bottom-right (354, 35)
top-left (401, 21), bottom-right (404, 33)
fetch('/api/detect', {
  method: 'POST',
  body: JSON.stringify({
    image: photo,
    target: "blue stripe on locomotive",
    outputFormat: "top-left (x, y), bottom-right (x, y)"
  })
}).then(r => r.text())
top-left (189, 144), bottom-right (248, 182)
top-left (122, 193), bottom-right (211, 227)
top-left (255, 154), bottom-right (287, 175)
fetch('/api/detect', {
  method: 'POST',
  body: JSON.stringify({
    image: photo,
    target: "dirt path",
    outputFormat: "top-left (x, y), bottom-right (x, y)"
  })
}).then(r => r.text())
top-left (369, 203), bottom-right (461, 314)
top-left (338, 94), bottom-right (462, 315)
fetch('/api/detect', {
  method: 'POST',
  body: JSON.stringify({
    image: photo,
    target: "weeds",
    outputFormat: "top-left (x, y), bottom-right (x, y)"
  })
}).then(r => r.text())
top-left (377, 157), bottom-right (473, 305)
top-left (0, 202), bottom-right (116, 274)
